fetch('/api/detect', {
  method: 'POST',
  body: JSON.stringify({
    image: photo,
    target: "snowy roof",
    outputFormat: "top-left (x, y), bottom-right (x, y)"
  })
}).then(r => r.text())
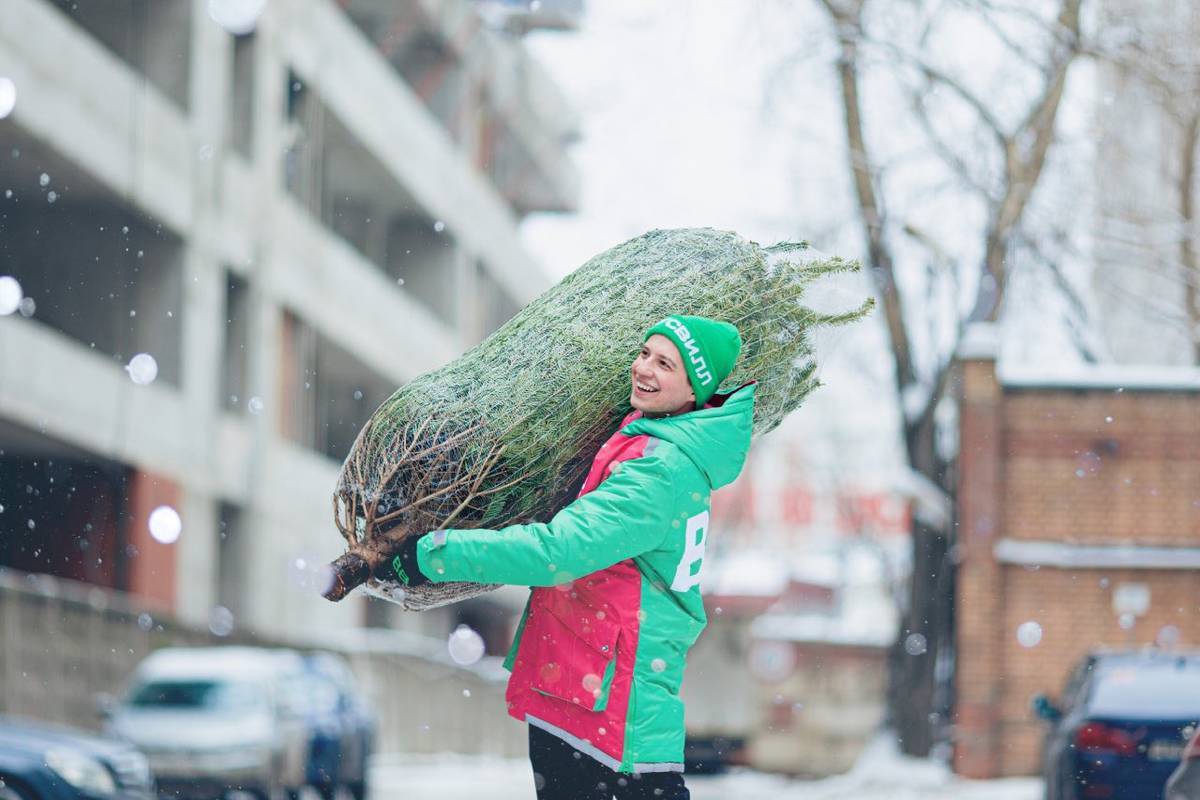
top-left (752, 611), bottom-right (896, 648)
top-left (701, 550), bottom-right (794, 597)
top-left (956, 320), bottom-right (1200, 391)
top-left (957, 322), bottom-right (999, 360)
top-left (703, 544), bottom-right (898, 600)
top-left (997, 362), bottom-right (1200, 392)
top-left (750, 568), bottom-right (899, 648)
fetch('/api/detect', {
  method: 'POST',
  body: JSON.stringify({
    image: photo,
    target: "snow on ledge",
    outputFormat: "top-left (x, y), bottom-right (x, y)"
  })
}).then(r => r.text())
top-left (994, 539), bottom-right (1200, 570)
top-left (957, 322), bottom-right (999, 360)
top-left (997, 362), bottom-right (1200, 392)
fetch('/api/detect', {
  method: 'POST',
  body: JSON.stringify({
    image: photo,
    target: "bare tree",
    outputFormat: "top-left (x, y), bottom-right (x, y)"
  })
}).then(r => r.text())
top-left (1086, 0), bottom-right (1200, 364)
top-left (805, 0), bottom-right (1090, 754)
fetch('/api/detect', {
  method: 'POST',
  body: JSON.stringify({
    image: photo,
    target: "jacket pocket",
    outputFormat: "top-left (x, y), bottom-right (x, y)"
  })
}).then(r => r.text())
top-left (528, 589), bottom-right (620, 712)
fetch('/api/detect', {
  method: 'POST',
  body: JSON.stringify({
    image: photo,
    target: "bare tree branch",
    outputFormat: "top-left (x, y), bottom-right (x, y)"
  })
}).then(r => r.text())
top-left (817, 0), bottom-right (919, 393)
top-left (864, 37), bottom-right (1010, 149)
top-left (906, 86), bottom-right (996, 199)
top-left (979, 0), bottom-right (1082, 321)
top-left (1179, 112), bottom-right (1200, 362)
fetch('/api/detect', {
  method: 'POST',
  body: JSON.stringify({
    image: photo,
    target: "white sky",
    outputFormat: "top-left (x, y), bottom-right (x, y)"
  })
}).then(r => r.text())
top-left (518, 1), bottom-right (908, 482)
top-left (519, 1), bottom-right (815, 279)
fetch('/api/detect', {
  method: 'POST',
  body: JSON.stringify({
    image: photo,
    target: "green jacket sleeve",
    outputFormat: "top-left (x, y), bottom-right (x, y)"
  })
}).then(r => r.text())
top-left (415, 450), bottom-right (677, 587)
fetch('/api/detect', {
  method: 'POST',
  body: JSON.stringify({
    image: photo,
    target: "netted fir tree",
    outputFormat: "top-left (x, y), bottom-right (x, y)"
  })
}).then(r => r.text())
top-left (323, 227), bottom-right (873, 610)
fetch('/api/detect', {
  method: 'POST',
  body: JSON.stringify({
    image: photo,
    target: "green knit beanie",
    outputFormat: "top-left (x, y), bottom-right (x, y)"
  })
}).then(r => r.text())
top-left (642, 315), bottom-right (742, 407)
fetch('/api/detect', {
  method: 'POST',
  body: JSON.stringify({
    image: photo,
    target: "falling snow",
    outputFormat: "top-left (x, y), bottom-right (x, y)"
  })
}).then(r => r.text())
top-left (1016, 621), bottom-right (1043, 648)
top-left (126, 353), bottom-right (159, 385)
top-left (147, 505), bottom-right (182, 544)
top-left (447, 625), bottom-right (485, 666)
top-left (0, 276), bottom-right (22, 315)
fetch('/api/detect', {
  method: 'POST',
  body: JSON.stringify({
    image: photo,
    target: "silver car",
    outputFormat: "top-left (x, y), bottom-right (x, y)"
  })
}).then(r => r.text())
top-left (105, 647), bottom-right (310, 800)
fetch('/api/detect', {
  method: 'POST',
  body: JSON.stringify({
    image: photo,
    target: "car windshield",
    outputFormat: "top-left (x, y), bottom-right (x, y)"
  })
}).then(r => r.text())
top-left (1089, 661), bottom-right (1200, 718)
top-left (127, 679), bottom-right (265, 711)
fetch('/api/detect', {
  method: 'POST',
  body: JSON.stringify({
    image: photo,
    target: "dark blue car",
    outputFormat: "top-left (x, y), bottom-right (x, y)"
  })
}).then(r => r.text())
top-left (292, 654), bottom-right (374, 800)
top-left (0, 716), bottom-right (154, 800)
top-left (1035, 650), bottom-right (1200, 800)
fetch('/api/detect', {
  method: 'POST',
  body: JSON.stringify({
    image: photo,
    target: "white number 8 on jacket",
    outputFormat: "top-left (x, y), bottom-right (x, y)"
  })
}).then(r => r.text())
top-left (670, 511), bottom-right (708, 592)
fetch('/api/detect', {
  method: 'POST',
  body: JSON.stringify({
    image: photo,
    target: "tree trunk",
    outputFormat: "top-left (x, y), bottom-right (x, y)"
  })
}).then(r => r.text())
top-left (1180, 113), bottom-right (1200, 365)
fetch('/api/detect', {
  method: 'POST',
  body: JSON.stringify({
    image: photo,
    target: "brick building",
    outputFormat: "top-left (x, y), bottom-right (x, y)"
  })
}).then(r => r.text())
top-left (953, 323), bottom-right (1200, 777)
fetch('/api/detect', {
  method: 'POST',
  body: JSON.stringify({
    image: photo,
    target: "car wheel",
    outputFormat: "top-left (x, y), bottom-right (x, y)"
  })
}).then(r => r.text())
top-left (0, 777), bottom-right (35, 800)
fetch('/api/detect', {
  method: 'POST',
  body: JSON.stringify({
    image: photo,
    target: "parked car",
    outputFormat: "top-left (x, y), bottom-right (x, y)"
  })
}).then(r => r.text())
top-left (291, 654), bottom-right (374, 800)
top-left (1166, 726), bottom-right (1200, 800)
top-left (683, 734), bottom-right (744, 775)
top-left (104, 647), bottom-right (310, 800)
top-left (0, 715), bottom-right (153, 800)
top-left (1034, 649), bottom-right (1200, 800)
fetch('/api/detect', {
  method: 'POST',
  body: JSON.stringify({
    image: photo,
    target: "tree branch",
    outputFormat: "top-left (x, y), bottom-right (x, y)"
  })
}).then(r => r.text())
top-left (817, 0), bottom-right (919, 392)
top-left (977, 0), bottom-right (1083, 321)
top-left (1179, 112), bottom-right (1200, 363)
top-left (906, 85), bottom-right (997, 199)
top-left (864, 37), bottom-right (1010, 151)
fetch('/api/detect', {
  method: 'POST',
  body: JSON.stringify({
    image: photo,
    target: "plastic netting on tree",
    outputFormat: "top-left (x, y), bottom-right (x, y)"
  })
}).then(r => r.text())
top-left (325, 227), bottom-right (873, 609)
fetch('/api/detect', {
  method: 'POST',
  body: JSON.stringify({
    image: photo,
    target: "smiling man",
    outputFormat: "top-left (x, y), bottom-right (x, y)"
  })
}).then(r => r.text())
top-left (378, 315), bottom-right (752, 800)
top-left (632, 317), bottom-right (720, 416)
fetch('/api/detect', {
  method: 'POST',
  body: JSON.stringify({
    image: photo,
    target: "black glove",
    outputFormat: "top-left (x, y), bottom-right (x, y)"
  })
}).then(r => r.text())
top-left (372, 534), bottom-right (429, 588)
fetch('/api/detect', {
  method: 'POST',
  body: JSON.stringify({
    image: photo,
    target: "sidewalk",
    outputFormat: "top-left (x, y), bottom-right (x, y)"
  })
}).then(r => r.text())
top-left (369, 734), bottom-right (1042, 800)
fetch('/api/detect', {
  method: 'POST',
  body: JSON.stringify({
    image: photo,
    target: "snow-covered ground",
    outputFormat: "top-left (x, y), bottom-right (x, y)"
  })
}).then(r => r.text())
top-left (370, 734), bottom-right (1042, 799)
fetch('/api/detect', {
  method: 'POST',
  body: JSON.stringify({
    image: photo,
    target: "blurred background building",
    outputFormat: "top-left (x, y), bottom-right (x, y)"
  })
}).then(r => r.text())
top-left (0, 0), bottom-right (579, 648)
top-left (1091, 0), bottom-right (1200, 365)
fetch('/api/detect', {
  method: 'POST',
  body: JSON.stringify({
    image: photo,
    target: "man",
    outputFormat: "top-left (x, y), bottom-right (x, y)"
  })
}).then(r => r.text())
top-left (379, 315), bottom-right (753, 799)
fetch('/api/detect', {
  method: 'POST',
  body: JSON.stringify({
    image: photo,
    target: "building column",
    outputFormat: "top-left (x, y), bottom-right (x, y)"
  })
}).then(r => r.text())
top-left (173, 0), bottom-right (233, 626)
top-left (953, 323), bottom-right (1005, 777)
top-left (231, 2), bottom-right (290, 637)
top-left (456, 246), bottom-right (482, 346)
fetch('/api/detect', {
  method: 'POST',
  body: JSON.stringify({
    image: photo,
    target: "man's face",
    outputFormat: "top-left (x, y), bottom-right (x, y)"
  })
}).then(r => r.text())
top-left (630, 334), bottom-right (695, 416)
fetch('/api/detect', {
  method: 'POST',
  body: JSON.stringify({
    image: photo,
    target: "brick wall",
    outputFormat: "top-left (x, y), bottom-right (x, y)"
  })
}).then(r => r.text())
top-left (953, 349), bottom-right (1200, 777)
top-left (1003, 391), bottom-right (1200, 545)
top-left (954, 358), bottom-right (1005, 778)
top-left (999, 566), bottom-right (1200, 774)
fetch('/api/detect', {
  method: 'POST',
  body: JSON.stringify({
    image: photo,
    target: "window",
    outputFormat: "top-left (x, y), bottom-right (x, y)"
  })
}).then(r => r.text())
top-left (229, 33), bottom-right (256, 159)
top-left (220, 272), bottom-right (251, 411)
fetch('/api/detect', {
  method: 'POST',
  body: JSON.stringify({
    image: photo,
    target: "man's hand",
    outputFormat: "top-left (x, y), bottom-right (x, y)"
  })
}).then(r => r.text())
top-left (372, 534), bottom-right (430, 588)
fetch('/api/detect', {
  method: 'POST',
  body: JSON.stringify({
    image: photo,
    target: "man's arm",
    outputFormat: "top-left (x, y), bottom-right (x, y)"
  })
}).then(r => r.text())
top-left (402, 452), bottom-right (677, 587)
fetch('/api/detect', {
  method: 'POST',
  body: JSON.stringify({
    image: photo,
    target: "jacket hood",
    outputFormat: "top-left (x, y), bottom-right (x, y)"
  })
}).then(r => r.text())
top-left (620, 383), bottom-right (755, 489)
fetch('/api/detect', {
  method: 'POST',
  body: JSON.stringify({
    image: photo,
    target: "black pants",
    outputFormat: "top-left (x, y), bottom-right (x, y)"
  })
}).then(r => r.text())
top-left (528, 725), bottom-right (690, 800)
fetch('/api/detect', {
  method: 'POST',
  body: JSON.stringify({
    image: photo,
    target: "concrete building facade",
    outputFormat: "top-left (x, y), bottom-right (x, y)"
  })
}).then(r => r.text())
top-left (0, 0), bottom-right (578, 645)
top-left (953, 324), bottom-right (1200, 777)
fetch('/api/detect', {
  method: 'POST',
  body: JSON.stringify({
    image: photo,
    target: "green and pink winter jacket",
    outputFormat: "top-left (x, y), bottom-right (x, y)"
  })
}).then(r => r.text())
top-left (410, 383), bottom-right (755, 774)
